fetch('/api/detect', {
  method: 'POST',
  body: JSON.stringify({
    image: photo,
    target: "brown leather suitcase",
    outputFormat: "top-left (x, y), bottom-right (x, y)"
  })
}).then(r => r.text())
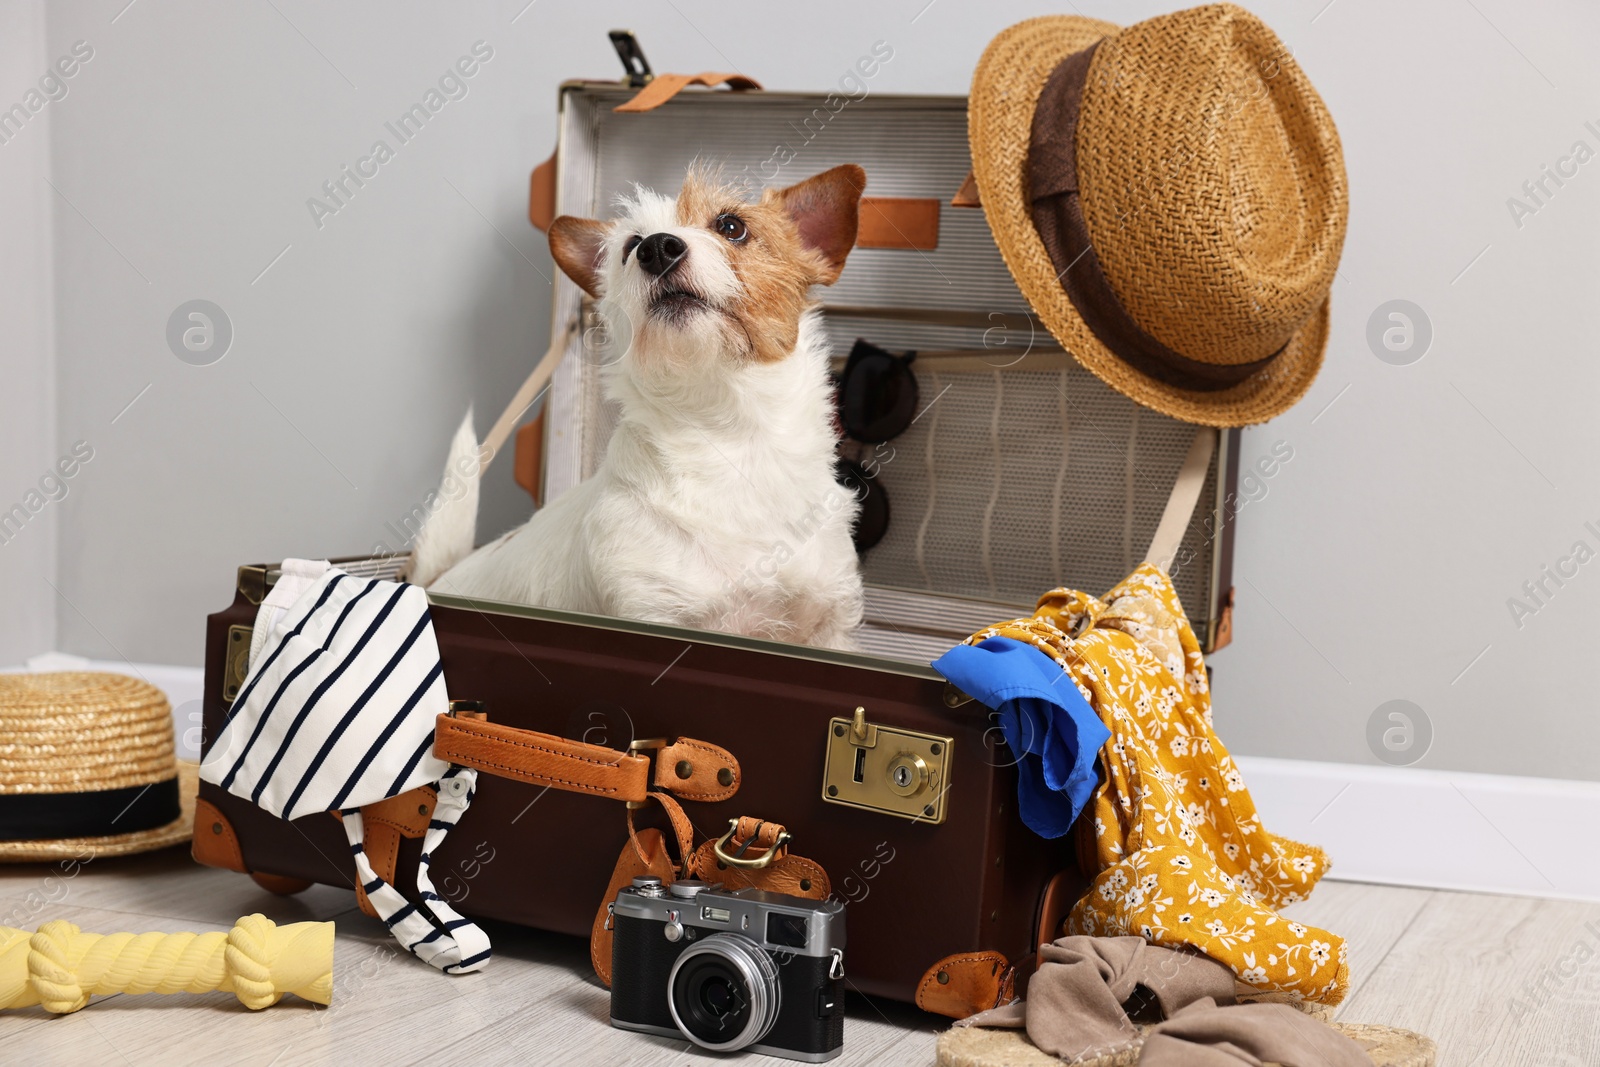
top-left (196, 555), bottom-right (1082, 1007)
top-left (194, 67), bottom-right (1246, 1011)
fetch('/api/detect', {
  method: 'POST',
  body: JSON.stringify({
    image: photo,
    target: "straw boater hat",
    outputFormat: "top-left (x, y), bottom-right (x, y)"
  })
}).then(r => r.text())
top-left (0, 672), bottom-right (197, 861)
top-left (969, 4), bottom-right (1348, 427)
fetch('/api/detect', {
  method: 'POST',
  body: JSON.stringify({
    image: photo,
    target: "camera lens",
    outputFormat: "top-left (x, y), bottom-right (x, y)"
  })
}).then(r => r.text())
top-left (700, 976), bottom-right (737, 1015)
top-left (667, 933), bottom-right (781, 1052)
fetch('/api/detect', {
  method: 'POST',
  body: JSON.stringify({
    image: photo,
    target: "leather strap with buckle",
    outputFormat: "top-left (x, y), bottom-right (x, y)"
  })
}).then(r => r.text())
top-left (712, 817), bottom-right (791, 869)
top-left (692, 818), bottom-right (830, 904)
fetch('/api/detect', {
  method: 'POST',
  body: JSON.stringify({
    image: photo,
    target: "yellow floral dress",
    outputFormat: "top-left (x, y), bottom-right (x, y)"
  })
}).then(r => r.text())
top-left (966, 564), bottom-right (1349, 1004)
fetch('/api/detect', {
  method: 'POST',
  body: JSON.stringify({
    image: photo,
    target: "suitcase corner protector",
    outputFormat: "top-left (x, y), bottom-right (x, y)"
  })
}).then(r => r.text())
top-left (191, 797), bottom-right (248, 873)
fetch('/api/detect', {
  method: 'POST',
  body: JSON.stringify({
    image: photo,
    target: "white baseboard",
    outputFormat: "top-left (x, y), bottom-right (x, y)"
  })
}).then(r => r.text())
top-left (6, 655), bottom-right (1595, 901)
top-left (1237, 755), bottom-right (1600, 903)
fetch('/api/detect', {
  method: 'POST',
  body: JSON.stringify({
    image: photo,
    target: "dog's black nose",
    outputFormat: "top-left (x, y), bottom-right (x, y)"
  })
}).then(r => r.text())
top-left (634, 232), bottom-right (687, 277)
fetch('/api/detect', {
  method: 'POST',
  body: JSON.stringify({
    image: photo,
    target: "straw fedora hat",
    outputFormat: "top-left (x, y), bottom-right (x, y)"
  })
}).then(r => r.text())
top-left (0, 672), bottom-right (197, 862)
top-left (969, 4), bottom-right (1348, 427)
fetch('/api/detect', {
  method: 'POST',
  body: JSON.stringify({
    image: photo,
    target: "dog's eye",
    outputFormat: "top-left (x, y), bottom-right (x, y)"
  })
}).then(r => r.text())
top-left (622, 234), bottom-right (642, 262)
top-left (713, 214), bottom-right (748, 242)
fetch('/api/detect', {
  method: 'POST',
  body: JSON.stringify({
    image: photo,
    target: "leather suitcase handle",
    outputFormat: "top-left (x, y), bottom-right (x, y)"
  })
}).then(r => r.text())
top-left (613, 71), bottom-right (762, 113)
top-left (435, 713), bottom-right (650, 800)
top-left (432, 714), bottom-right (739, 803)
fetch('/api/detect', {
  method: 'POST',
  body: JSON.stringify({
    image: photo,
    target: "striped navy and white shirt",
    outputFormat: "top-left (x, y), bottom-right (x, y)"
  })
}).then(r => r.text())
top-left (202, 558), bottom-right (490, 973)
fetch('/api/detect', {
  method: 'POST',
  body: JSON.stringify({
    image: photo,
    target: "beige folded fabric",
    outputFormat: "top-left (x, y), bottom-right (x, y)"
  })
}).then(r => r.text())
top-left (1142, 998), bottom-right (1370, 1066)
top-left (960, 936), bottom-right (1369, 1066)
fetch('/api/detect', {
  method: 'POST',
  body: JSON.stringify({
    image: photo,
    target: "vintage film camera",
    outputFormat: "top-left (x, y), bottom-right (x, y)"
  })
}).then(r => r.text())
top-left (610, 877), bottom-right (846, 1061)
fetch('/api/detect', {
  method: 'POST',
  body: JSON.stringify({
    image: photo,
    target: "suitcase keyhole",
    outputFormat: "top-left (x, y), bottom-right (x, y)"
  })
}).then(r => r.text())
top-left (853, 747), bottom-right (867, 784)
top-left (892, 765), bottom-right (913, 789)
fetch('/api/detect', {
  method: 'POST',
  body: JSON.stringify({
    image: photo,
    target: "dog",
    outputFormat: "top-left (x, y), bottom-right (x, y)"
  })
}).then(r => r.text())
top-left (408, 164), bottom-right (868, 650)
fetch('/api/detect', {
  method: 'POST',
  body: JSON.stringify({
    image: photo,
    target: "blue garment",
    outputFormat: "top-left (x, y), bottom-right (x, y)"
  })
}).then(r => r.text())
top-left (932, 637), bottom-right (1110, 839)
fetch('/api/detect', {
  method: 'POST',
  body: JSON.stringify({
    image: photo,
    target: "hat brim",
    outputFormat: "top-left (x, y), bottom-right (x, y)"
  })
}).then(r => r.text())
top-left (969, 16), bottom-right (1328, 429)
top-left (0, 760), bottom-right (198, 863)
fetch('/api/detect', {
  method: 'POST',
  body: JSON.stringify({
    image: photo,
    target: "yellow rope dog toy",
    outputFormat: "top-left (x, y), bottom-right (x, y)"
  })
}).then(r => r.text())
top-left (0, 913), bottom-right (333, 1013)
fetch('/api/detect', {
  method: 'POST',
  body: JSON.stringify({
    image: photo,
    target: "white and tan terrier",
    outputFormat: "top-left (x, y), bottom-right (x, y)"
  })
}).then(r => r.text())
top-left (410, 164), bottom-right (867, 650)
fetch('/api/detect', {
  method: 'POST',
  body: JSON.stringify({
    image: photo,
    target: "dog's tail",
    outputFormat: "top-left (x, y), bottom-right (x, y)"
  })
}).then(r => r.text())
top-left (407, 409), bottom-right (481, 588)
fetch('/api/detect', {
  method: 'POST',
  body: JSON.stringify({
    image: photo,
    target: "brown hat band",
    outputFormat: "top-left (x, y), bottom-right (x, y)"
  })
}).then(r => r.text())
top-left (1027, 42), bottom-right (1284, 393)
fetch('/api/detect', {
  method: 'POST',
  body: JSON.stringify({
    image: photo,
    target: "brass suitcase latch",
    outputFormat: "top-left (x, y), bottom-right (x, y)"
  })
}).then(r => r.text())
top-left (822, 707), bottom-right (951, 824)
top-left (222, 625), bottom-right (253, 703)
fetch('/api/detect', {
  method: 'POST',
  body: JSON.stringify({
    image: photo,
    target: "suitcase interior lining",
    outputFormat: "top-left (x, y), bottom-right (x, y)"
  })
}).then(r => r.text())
top-left (545, 88), bottom-right (1227, 662)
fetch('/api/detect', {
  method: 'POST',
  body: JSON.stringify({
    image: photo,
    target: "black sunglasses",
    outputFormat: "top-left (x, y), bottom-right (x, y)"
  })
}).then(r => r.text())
top-left (833, 340), bottom-right (919, 552)
top-left (837, 339), bottom-right (919, 444)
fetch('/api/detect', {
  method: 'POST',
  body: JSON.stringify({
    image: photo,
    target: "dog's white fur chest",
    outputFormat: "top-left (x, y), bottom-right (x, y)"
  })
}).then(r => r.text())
top-left (412, 167), bottom-right (869, 650)
top-left (430, 311), bottom-right (863, 649)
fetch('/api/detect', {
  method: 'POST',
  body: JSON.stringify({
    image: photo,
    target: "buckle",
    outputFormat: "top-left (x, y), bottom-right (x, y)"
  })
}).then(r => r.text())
top-left (624, 738), bottom-right (669, 809)
top-left (712, 818), bottom-right (791, 870)
top-left (447, 700), bottom-right (487, 719)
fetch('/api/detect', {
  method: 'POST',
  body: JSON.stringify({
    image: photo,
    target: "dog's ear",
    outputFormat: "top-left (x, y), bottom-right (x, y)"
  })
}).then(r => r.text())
top-left (775, 164), bottom-right (865, 285)
top-left (549, 216), bottom-right (609, 298)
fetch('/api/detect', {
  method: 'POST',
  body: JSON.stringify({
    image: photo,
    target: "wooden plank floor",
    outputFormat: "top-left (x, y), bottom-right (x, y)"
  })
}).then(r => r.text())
top-left (0, 849), bottom-right (1594, 1065)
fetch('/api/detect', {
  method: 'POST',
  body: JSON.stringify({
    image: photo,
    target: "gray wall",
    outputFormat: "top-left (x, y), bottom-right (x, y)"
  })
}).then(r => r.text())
top-left (0, 1), bottom-right (57, 665)
top-left (13, 0), bottom-right (1600, 780)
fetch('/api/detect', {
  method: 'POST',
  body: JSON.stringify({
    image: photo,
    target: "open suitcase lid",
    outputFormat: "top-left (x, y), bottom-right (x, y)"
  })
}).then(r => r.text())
top-left (519, 71), bottom-right (1239, 659)
top-left (452, 32), bottom-right (1240, 669)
